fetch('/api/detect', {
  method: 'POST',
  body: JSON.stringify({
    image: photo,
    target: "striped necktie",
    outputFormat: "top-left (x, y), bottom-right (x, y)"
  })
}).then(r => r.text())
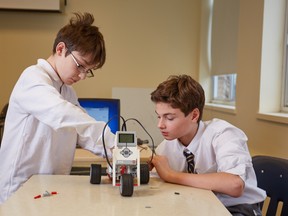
top-left (183, 148), bottom-right (196, 173)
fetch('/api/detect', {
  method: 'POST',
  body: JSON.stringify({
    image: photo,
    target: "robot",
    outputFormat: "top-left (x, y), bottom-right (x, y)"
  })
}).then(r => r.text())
top-left (90, 131), bottom-right (150, 196)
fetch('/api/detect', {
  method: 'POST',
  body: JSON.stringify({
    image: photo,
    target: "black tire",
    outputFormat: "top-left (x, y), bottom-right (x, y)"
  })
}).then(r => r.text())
top-left (140, 163), bottom-right (150, 184)
top-left (90, 164), bottom-right (102, 184)
top-left (120, 174), bottom-right (134, 197)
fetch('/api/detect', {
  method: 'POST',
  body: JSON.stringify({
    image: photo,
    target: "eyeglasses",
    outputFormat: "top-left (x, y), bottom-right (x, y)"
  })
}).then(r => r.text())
top-left (69, 51), bottom-right (94, 78)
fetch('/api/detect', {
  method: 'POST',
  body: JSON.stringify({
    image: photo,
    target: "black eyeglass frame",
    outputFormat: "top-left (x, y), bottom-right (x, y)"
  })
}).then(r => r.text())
top-left (68, 50), bottom-right (94, 78)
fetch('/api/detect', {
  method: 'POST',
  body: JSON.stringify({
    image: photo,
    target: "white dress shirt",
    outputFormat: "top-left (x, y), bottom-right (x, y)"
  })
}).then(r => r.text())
top-left (0, 59), bottom-right (115, 204)
top-left (155, 118), bottom-right (266, 207)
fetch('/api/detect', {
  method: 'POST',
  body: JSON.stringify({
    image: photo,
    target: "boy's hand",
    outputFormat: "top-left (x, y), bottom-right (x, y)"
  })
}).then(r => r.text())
top-left (150, 155), bottom-right (172, 181)
top-left (147, 159), bottom-right (154, 171)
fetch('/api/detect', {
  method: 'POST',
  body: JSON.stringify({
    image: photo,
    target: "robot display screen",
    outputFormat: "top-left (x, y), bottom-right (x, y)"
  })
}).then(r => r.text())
top-left (119, 133), bottom-right (134, 143)
top-left (78, 98), bottom-right (120, 134)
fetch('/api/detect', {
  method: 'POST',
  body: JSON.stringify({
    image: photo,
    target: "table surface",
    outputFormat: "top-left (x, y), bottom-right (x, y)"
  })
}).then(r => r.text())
top-left (0, 175), bottom-right (231, 216)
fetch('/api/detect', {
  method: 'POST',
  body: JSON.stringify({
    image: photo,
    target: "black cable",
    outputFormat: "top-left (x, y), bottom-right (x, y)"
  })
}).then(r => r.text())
top-left (101, 115), bottom-right (126, 169)
top-left (101, 116), bottom-right (156, 169)
top-left (123, 118), bottom-right (156, 163)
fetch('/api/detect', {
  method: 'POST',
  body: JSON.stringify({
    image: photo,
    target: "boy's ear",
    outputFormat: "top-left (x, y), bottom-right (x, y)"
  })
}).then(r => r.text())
top-left (191, 108), bottom-right (200, 122)
top-left (55, 42), bottom-right (66, 55)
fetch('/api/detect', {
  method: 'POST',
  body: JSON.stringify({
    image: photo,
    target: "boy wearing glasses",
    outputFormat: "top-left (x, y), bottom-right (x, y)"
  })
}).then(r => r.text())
top-left (149, 75), bottom-right (266, 216)
top-left (0, 13), bottom-right (114, 204)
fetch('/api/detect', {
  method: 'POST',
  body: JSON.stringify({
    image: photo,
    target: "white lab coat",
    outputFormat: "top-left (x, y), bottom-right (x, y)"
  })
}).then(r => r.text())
top-left (0, 59), bottom-right (115, 204)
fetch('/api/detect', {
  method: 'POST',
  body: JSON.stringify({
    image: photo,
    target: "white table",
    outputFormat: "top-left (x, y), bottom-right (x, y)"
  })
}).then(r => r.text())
top-left (0, 175), bottom-right (231, 216)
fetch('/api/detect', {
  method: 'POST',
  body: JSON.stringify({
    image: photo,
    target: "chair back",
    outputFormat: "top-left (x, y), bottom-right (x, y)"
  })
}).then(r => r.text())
top-left (0, 103), bottom-right (8, 146)
top-left (252, 155), bottom-right (288, 216)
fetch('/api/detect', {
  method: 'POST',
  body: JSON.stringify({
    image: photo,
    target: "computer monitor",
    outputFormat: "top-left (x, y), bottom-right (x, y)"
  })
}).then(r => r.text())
top-left (78, 98), bottom-right (120, 134)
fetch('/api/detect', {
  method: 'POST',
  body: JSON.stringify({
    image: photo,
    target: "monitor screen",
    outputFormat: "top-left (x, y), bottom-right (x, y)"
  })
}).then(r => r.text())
top-left (78, 98), bottom-right (120, 134)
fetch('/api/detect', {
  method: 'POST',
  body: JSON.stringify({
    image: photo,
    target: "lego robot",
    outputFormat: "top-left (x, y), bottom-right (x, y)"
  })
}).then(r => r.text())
top-left (90, 131), bottom-right (150, 196)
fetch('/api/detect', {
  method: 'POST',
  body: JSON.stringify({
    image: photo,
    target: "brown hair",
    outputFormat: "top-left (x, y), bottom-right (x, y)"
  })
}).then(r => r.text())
top-left (151, 75), bottom-right (205, 122)
top-left (52, 12), bottom-right (106, 69)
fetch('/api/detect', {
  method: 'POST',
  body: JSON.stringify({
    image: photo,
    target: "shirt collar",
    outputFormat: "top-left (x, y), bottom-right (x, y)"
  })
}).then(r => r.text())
top-left (184, 121), bottom-right (204, 153)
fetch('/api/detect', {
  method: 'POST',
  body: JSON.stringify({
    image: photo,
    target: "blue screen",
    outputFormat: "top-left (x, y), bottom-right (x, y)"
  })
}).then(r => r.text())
top-left (78, 98), bottom-right (120, 134)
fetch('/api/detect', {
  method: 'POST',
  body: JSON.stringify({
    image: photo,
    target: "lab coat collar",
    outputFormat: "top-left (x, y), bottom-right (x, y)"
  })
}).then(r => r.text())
top-left (37, 59), bottom-right (62, 83)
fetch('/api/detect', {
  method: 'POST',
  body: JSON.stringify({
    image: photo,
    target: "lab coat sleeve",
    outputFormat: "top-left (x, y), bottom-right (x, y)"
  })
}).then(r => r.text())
top-left (12, 65), bottom-right (115, 153)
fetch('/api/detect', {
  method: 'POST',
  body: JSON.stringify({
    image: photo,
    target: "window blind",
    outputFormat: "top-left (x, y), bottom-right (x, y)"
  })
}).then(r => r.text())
top-left (211, 0), bottom-right (240, 75)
